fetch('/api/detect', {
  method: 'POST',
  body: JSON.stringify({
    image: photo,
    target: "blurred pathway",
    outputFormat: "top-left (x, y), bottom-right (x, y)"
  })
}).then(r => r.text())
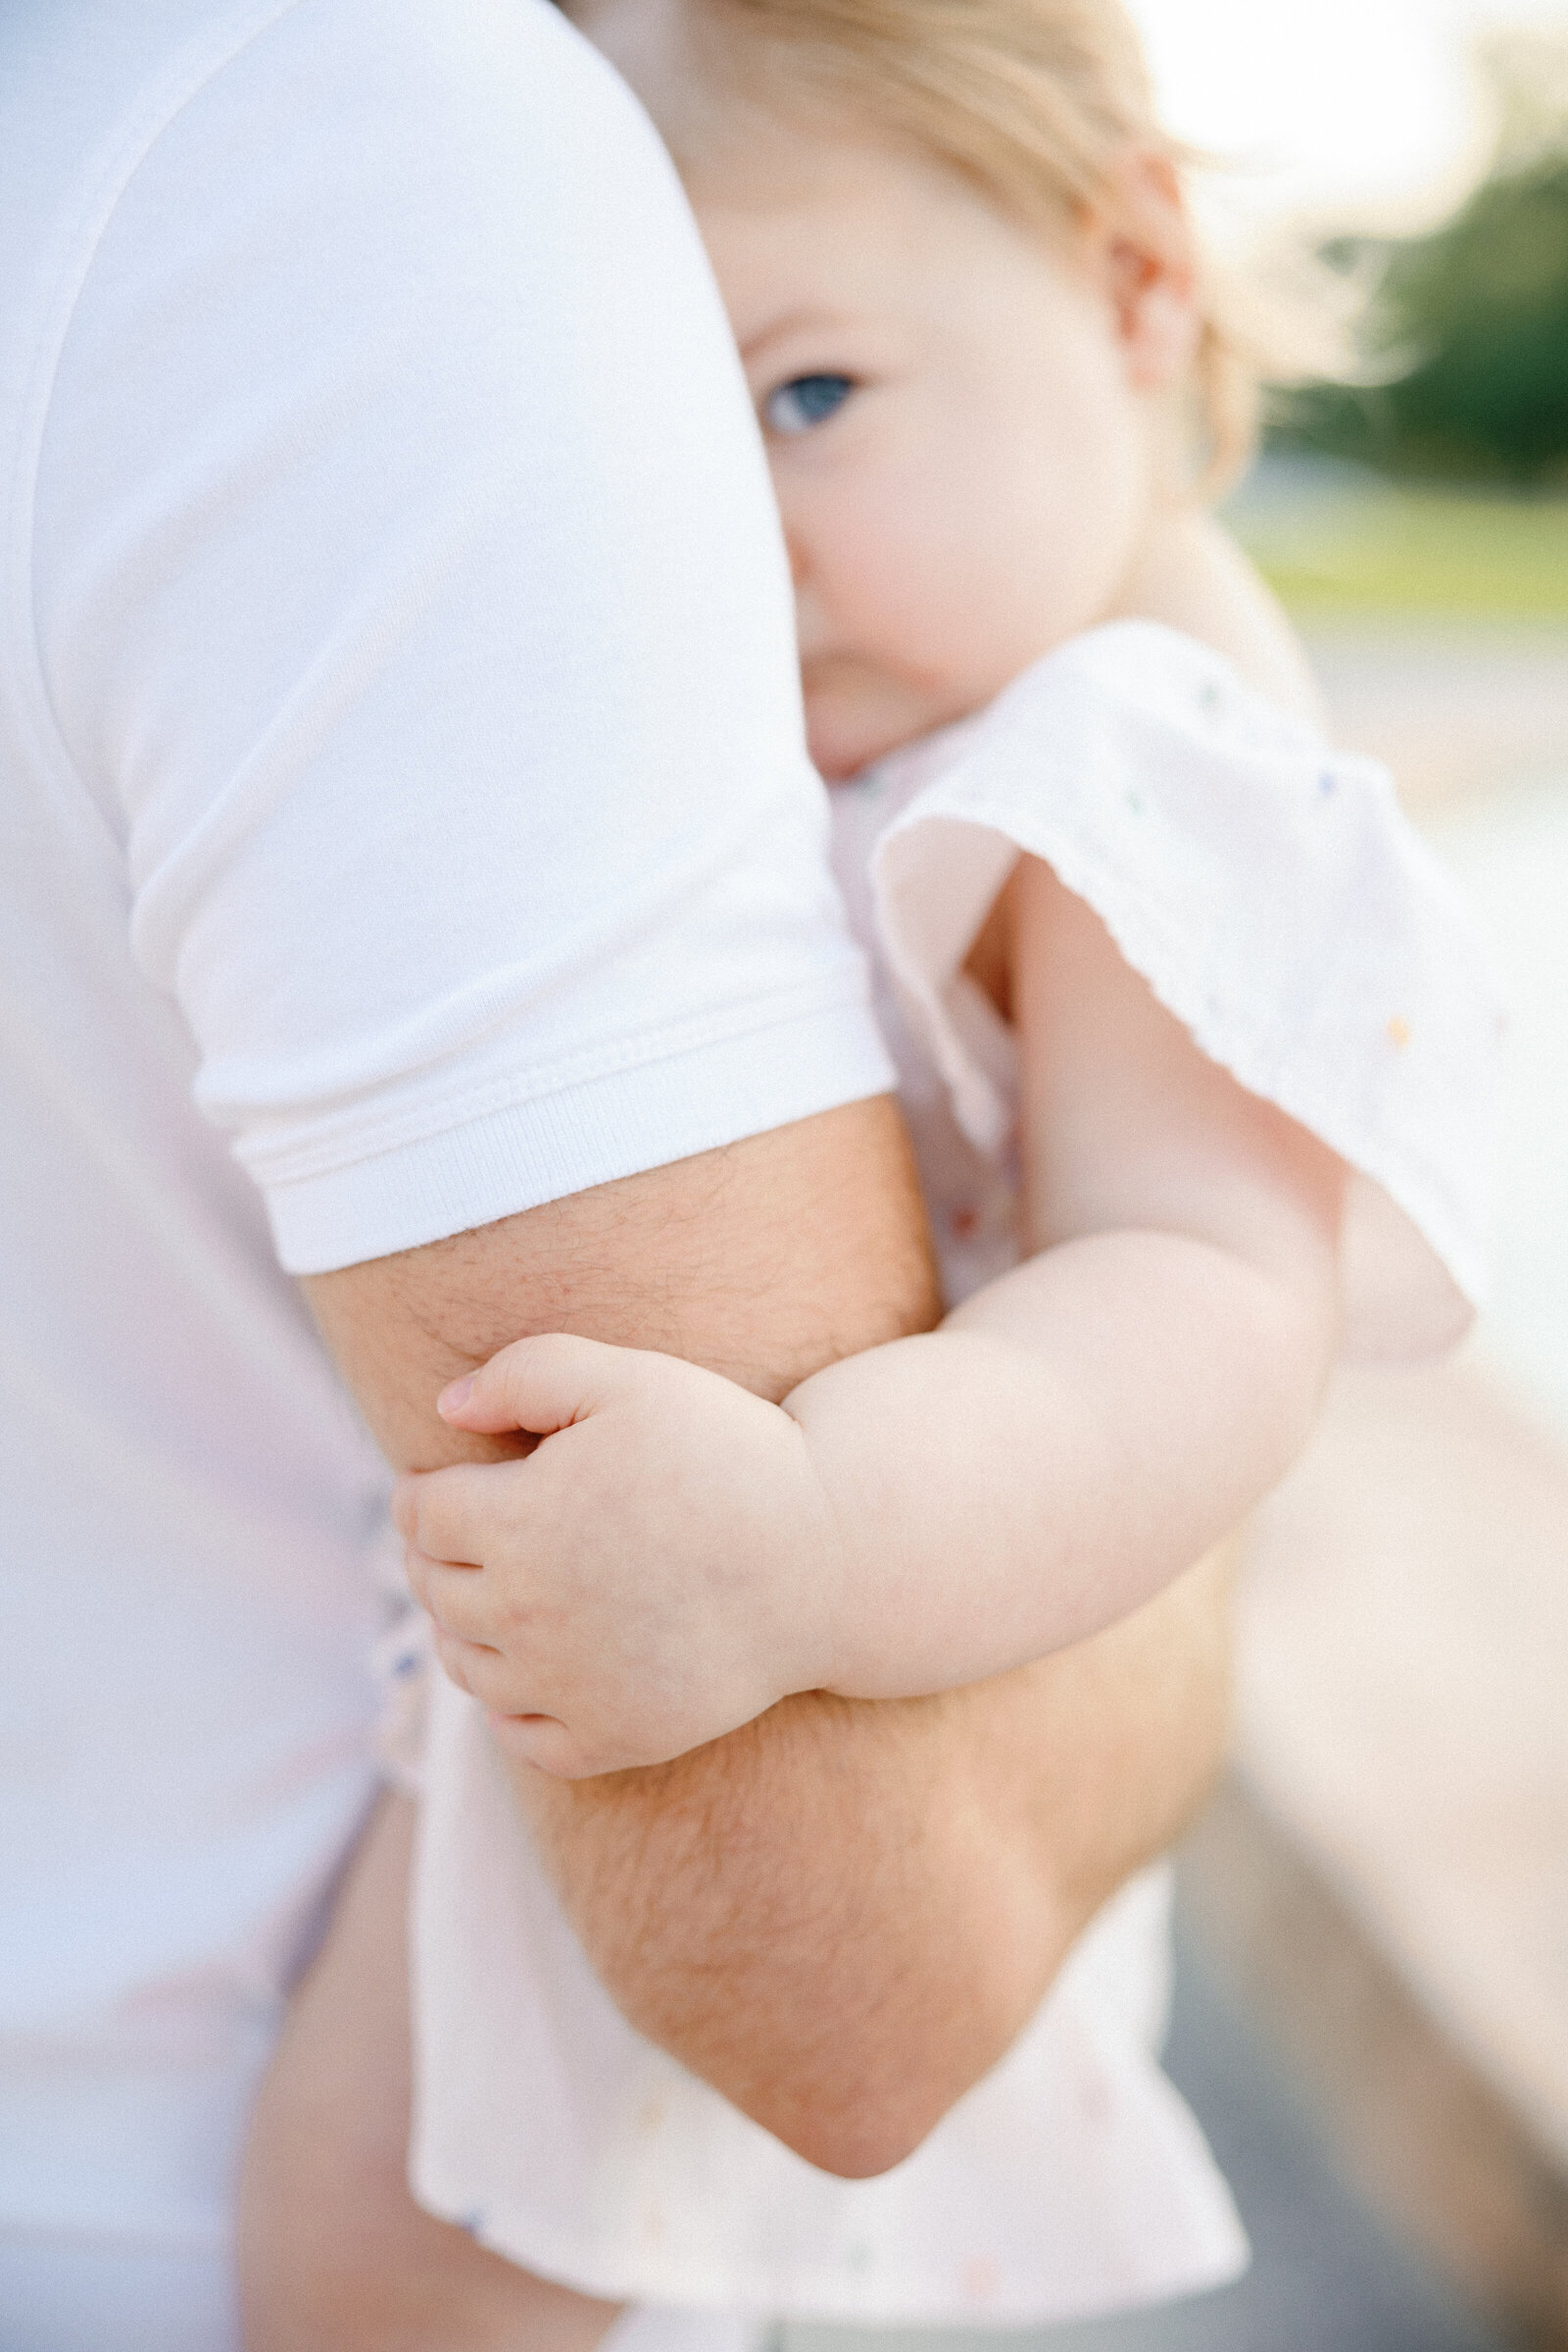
top-left (1184, 660), bottom-right (1568, 2343)
top-left (1308, 617), bottom-right (1568, 1430)
top-left (1432, 773), bottom-right (1568, 1435)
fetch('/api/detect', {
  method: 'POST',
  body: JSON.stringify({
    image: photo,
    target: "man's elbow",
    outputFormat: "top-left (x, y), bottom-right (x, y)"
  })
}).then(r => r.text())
top-left (692, 1885), bottom-right (1082, 2180)
top-left (531, 1558), bottom-right (1234, 2188)
top-left (756, 1581), bottom-right (1237, 2180)
top-left (782, 2104), bottom-right (950, 2181)
top-left (760, 2047), bottom-right (1014, 2179)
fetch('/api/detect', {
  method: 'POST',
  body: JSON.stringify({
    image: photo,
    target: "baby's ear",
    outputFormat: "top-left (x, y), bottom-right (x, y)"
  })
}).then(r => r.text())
top-left (1091, 147), bottom-right (1203, 392)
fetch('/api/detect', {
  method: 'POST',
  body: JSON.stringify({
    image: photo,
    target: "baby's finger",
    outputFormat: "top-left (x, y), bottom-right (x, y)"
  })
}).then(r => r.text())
top-left (390, 1476), bottom-right (416, 1543)
top-left (484, 1709), bottom-right (601, 1781)
top-left (427, 1624), bottom-right (477, 1699)
top-left (404, 1545), bottom-right (496, 1647)
top-left (429, 1624), bottom-right (531, 1715)
top-left (437, 1331), bottom-right (651, 1438)
top-left (398, 1459), bottom-right (524, 1570)
top-left (496, 1713), bottom-right (699, 1779)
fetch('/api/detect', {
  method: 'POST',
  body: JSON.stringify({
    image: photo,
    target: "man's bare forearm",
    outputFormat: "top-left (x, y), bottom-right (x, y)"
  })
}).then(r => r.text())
top-left (307, 1100), bottom-right (938, 1467)
top-left (306, 1096), bottom-right (1229, 2180)
top-left (515, 1538), bottom-right (1233, 2178)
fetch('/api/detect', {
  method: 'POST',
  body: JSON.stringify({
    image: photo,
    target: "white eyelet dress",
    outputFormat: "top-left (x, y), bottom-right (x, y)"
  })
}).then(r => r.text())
top-left (384, 621), bottom-right (1501, 2335)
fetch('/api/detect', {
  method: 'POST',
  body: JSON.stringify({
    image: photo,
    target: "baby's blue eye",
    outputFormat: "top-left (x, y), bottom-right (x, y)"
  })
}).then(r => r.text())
top-left (764, 373), bottom-right (856, 434)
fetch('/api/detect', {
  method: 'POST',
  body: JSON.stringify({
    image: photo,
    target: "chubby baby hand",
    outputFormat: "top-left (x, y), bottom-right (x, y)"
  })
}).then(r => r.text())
top-left (393, 1335), bottom-right (847, 1778)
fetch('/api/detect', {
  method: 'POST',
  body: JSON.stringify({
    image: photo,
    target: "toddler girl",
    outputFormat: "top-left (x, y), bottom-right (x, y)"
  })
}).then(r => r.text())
top-left (251, 0), bottom-right (1498, 2336)
top-left (395, 0), bottom-right (1494, 1787)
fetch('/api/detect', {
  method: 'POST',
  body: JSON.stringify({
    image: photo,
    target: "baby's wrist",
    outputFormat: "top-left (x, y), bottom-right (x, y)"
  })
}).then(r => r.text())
top-left (771, 1410), bottom-right (887, 1701)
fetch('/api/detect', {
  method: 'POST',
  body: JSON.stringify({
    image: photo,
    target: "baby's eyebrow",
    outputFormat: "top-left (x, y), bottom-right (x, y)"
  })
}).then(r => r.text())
top-left (738, 306), bottom-right (854, 367)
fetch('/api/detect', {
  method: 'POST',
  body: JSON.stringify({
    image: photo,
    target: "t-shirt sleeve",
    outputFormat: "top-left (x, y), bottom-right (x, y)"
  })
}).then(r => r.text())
top-left (32, 0), bottom-right (892, 1273)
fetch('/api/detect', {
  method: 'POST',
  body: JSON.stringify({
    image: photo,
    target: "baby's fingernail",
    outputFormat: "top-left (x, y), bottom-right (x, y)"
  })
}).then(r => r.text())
top-left (438, 1374), bottom-right (474, 1417)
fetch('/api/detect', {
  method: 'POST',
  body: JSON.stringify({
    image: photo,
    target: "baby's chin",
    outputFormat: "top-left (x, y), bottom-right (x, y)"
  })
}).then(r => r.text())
top-left (803, 668), bottom-right (966, 784)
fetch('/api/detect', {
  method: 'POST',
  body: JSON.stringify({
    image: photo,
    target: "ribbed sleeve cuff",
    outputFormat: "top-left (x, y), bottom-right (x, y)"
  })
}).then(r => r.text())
top-left (265, 994), bottom-right (896, 1274)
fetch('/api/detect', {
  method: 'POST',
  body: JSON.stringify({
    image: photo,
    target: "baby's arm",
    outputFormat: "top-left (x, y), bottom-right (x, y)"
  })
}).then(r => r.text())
top-left (405, 519), bottom-right (1343, 1778)
top-left (787, 850), bottom-right (1344, 1692)
top-left (404, 902), bottom-right (1340, 1778)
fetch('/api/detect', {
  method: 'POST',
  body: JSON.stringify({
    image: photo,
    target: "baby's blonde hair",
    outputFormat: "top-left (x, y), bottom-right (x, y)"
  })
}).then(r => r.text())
top-left (665, 0), bottom-right (1265, 496)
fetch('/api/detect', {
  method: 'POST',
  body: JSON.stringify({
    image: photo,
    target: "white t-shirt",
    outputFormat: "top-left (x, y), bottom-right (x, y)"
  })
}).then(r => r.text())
top-left (0, 0), bottom-right (891, 2308)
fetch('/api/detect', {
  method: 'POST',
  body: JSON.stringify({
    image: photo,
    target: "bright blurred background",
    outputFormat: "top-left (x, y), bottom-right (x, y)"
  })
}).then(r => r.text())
top-left (799, 9), bottom-right (1568, 2351)
top-left (1134, 8), bottom-right (1568, 2348)
top-left (1131, 0), bottom-right (1568, 1439)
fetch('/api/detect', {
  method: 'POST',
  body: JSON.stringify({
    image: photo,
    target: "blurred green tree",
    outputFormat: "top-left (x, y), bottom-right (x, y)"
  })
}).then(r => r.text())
top-left (1273, 32), bottom-right (1568, 484)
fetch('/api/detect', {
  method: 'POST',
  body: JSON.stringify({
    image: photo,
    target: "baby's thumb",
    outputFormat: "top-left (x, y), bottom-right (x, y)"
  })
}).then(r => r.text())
top-left (437, 1331), bottom-right (625, 1439)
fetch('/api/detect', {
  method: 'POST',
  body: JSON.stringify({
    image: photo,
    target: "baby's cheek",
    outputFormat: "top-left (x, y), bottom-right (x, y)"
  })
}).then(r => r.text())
top-left (846, 532), bottom-right (988, 694)
top-left (876, 492), bottom-right (1040, 688)
top-left (827, 497), bottom-right (936, 643)
top-left (805, 491), bottom-right (1040, 758)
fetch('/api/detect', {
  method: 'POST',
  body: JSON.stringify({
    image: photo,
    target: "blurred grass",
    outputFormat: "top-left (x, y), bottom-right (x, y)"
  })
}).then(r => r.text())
top-left (1228, 481), bottom-right (1568, 618)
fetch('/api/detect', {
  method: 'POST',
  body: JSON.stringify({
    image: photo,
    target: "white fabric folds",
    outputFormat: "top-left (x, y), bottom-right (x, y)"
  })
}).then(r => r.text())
top-left (411, 1669), bottom-right (1247, 2327)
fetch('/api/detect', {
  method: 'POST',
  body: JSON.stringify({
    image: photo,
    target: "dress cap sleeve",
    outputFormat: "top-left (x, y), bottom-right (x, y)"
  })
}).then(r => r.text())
top-left (869, 621), bottom-right (1502, 1362)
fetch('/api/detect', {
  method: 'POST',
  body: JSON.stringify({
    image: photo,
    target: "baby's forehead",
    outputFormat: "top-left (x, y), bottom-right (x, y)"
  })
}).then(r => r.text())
top-left (690, 144), bottom-right (936, 304)
top-left (568, 0), bottom-right (1074, 309)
